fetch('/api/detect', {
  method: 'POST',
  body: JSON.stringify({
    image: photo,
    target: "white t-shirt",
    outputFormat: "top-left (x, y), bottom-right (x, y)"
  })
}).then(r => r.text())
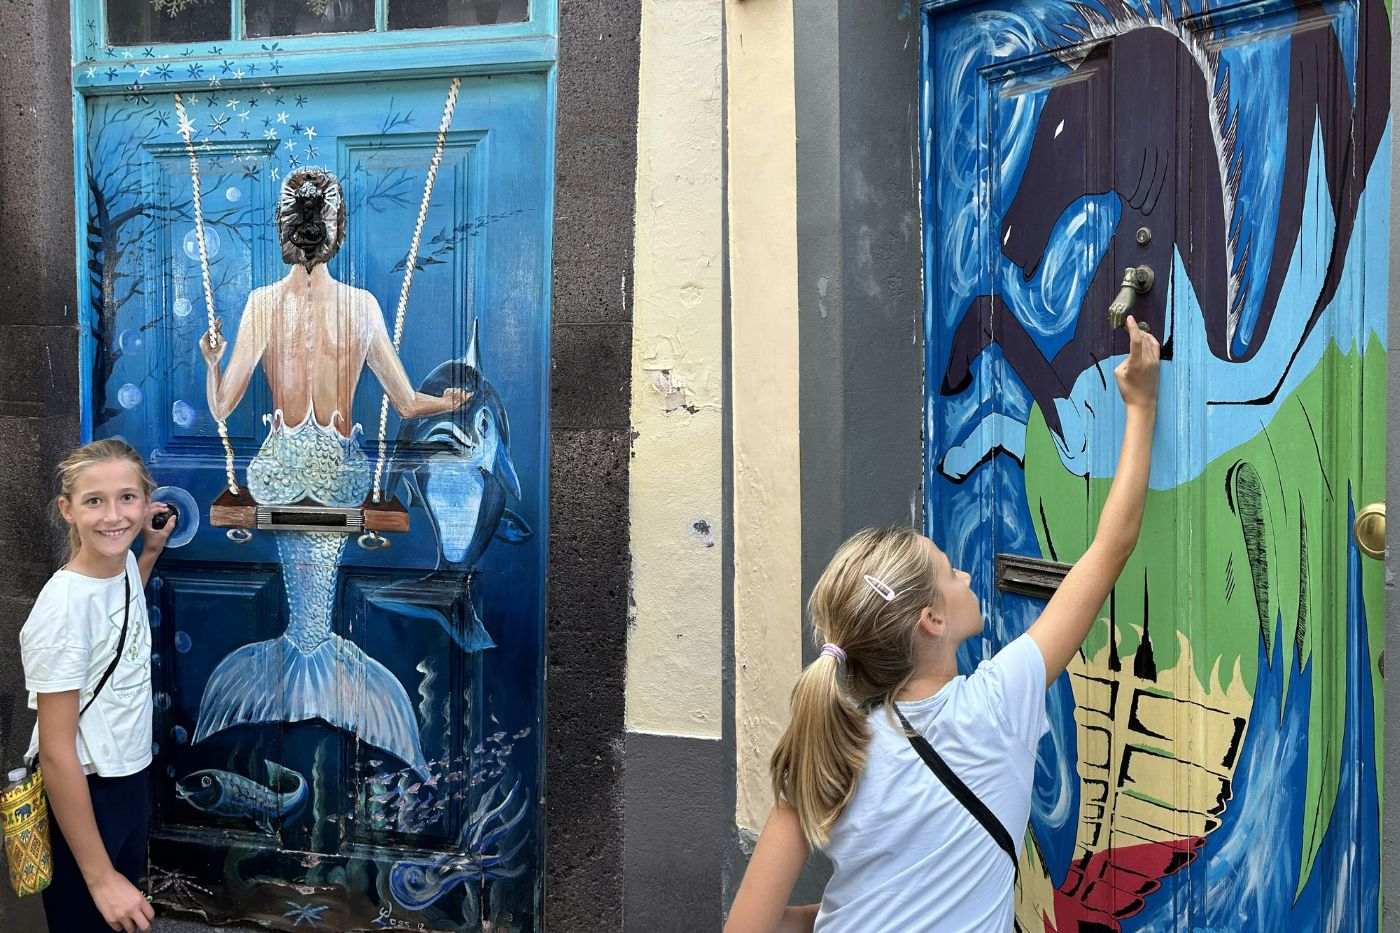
top-left (21, 551), bottom-right (153, 777)
top-left (815, 634), bottom-right (1049, 933)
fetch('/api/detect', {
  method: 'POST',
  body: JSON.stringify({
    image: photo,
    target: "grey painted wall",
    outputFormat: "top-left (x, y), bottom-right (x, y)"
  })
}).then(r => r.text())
top-left (794, 0), bottom-right (925, 661)
top-left (622, 733), bottom-right (724, 931)
top-left (0, 1), bottom-right (640, 931)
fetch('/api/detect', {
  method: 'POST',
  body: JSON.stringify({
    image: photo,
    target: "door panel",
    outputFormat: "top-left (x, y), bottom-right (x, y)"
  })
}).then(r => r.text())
top-left (923, 1), bottom-right (1388, 929)
top-left (86, 68), bottom-right (548, 931)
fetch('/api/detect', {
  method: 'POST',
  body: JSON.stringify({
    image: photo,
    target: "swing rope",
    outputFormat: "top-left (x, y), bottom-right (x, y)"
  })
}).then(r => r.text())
top-left (370, 77), bottom-right (462, 504)
top-left (174, 92), bottom-right (240, 496)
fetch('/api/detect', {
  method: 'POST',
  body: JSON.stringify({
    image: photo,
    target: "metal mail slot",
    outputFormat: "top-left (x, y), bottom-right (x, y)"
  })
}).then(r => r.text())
top-left (254, 505), bottom-right (367, 534)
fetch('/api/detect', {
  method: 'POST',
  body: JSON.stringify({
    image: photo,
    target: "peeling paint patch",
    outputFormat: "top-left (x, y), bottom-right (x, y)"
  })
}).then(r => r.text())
top-left (648, 368), bottom-right (701, 414)
top-left (691, 519), bottom-right (715, 548)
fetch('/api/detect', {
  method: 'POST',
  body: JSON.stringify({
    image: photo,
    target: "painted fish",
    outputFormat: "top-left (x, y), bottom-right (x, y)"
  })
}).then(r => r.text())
top-left (175, 760), bottom-right (308, 834)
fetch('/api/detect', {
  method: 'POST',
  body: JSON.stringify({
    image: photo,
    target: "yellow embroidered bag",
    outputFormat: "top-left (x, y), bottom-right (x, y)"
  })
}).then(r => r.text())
top-left (0, 768), bottom-right (52, 896)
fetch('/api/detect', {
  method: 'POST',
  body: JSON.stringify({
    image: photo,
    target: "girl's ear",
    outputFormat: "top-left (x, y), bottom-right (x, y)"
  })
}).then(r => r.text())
top-left (918, 606), bottom-right (945, 638)
top-left (55, 496), bottom-right (75, 525)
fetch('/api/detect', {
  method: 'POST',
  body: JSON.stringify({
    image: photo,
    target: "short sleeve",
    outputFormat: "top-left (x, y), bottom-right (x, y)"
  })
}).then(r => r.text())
top-left (19, 582), bottom-right (88, 694)
top-left (969, 634), bottom-right (1048, 751)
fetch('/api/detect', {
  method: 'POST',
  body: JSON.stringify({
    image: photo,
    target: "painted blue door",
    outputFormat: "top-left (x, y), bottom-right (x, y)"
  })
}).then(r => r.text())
top-left (923, 0), bottom-right (1387, 929)
top-left (76, 6), bottom-right (553, 930)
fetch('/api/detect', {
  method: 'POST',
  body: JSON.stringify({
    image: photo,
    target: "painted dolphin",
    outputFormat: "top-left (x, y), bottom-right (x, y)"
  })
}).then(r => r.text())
top-left (390, 321), bottom-right (532, 574)
top-left (175, 760), bottom-right (308, 834)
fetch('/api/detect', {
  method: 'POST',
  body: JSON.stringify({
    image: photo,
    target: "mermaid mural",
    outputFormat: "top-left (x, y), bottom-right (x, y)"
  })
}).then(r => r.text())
top-left (192, 168), bottom-right (468, 776)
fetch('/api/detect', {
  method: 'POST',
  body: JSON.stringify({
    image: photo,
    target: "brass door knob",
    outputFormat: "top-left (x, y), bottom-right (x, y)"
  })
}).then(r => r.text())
top-left (1354, 502), bottom-right (1385, 559)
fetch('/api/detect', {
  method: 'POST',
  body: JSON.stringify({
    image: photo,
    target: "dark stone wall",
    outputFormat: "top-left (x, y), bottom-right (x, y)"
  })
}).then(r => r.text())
top-left (547, 1), bottom-right (639, 931)
top-left (0, 0), bottom-right (81, 929)
top-left (0, 0), bottom-right (640, 930)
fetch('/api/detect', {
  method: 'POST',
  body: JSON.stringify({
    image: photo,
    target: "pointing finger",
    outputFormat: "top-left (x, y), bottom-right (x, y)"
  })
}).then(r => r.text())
top-left (1125, 315), bottom-right (1144, 362)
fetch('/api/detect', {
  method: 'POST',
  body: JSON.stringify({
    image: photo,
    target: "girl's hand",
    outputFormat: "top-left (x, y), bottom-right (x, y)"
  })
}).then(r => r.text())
top-left (1113, 315), bottom-right (1161, 410)
top-left (89, 869), bottom-right (154, 932)
top-left (143, 503), bottom-right (176, 549)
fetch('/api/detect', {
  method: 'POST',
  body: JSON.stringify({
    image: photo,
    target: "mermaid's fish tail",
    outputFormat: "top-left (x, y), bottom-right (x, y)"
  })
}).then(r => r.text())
top-left (192, 531), bottom-right (428, 776)
top-left (192, 633), bottom-right (428, 776)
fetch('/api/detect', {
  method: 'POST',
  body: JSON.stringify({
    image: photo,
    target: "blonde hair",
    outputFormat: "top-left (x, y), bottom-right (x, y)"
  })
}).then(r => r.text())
top-left (53, 438), bottom-right (156, 561)
top-left (769, 527), bottom-right (941, 848)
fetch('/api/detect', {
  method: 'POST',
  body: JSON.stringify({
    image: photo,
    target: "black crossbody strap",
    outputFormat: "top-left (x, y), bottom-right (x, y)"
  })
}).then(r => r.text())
top-left (894, 707), bottom-right (1019, 876)
top-left (80, 569), bottom-right (132, 718)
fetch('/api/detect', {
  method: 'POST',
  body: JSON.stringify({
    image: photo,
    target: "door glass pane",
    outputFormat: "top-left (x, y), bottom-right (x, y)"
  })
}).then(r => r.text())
top-left (245, 0), bottom-right (375, 37)
top-left (389, 0), bottom-right (529, 29)
top-left (107, 0), bottom-right (231, 46)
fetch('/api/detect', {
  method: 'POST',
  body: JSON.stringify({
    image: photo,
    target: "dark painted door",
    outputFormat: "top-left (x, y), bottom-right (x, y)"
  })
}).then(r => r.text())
top-left (76, 5), bottom-right (552, 930)
top-left (923, 0), bottom-right (1388, 929)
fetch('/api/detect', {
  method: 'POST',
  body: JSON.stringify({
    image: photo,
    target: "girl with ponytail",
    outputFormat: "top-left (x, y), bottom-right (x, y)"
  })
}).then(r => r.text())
top-left (726, 317), bottom-right (1160, 932)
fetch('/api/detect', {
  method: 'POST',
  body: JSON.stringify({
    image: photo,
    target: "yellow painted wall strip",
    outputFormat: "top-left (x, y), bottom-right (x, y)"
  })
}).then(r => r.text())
top-left (626, 0), bottom-right (726, 739)
top-left (725, 0), bottom-right (804, 833)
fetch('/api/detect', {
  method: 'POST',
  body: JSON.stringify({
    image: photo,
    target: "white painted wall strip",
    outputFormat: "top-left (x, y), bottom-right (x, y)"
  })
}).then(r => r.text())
top-left (626, 0), bottom-right (726, 740)
top-left (725, 0), bottom-right (804, 834)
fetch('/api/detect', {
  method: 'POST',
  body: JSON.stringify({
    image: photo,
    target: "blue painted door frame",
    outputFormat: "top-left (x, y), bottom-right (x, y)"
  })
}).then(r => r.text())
top-left (72, 2), bottom-right (556, 929)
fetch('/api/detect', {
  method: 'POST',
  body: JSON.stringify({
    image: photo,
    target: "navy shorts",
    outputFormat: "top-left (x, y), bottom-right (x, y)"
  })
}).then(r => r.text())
top-left (43, 767), bottom-right (151, 933)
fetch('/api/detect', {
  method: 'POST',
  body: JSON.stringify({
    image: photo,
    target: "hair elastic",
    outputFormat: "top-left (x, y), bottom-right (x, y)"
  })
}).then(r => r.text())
top-left (863, 574), bottom-right (899, 602)
top-left (820, 643), bottom-right (847, 664)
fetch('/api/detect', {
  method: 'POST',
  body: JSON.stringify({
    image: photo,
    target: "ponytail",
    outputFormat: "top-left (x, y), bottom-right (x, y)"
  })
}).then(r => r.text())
top-left (768, 526), bottom-right (942, 847)
top-left (770, 652), bottom-right (868, 848)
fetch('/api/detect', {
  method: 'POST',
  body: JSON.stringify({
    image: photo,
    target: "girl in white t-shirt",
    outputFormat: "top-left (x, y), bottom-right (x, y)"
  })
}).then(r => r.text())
top-left (20, 438), bottom-right (175, 933)
top-left (726, 318), bottom-right (1160, 933)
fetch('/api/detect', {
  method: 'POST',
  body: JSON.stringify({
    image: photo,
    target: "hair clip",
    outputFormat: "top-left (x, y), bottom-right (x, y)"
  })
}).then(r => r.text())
top-left (863, 574), bottom-right (899, 602)
top-left (820, 643), bottom-right (847, 664)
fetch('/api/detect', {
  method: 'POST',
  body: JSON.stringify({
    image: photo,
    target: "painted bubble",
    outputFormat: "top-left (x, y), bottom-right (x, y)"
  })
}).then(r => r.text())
top-left (225, 186), bottom-right (242, 203)
top-left (172, 400), bottom-right (196, 428)
top-left (117, 383), bottom-right (143, 409)
top-left (173, 297), bottom-right (193, 318)
top-left (154, 692), bottom-right (172, 712)
top-left (151, 652), bottom-right (161, 669)
top-left (118, 329), bottom-right (144, 353)
top-left (174, 631), bottom-right (192, 654)
top-left (167, 766), bottom-right (176, 779)
top-left (182, 226), bottom-right (221, 261)
top-left (148, 606), bottom-right (161, 628)
top-left (172, 726), bottom-right (188, 746)
top-left (151, 742), bottom-right (160, 757)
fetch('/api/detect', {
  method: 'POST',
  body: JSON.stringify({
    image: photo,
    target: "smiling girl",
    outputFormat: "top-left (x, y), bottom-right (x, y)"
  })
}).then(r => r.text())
top-left (20, 439), bottom-right (175, 932)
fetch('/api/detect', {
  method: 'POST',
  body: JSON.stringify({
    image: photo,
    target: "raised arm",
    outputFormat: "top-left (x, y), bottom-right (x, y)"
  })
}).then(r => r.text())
top-left (1026, 316), bottom-right (1160, 684)
top-left (364, 296), bottom-right (470, 419)
top-left (201, 295), bottom-right (268, 421)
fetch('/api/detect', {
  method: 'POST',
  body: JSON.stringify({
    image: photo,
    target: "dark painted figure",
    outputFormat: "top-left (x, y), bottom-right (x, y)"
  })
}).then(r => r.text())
top-left (942, 0), bottom-right (1391, 439)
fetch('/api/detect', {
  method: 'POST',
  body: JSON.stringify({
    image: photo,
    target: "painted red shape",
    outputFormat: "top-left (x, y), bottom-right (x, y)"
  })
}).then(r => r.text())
top-left (1044, 837), bottom-right (1204, 932)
